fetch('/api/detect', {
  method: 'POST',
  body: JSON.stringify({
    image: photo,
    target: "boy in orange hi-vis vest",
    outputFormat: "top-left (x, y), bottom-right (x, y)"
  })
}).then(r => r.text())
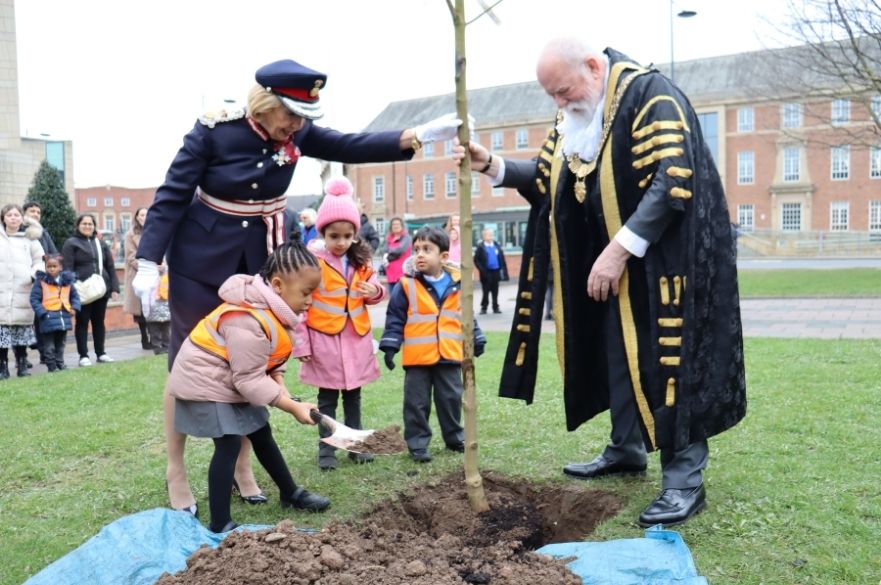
top-left (379, 227), bottom-right (486, 463)
top-left (30, 255), bottom-right (81, 372)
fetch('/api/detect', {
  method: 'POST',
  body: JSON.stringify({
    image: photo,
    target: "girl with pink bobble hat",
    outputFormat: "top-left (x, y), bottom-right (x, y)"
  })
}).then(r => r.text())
top-left (292, 177), bottom-right (387, 470)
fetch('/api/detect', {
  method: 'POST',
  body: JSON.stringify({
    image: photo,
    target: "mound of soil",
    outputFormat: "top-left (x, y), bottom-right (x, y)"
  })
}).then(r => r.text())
top-left (157, 472), bottom-right (622, 585)
top-left (349, 425), bottom-right (407, 455)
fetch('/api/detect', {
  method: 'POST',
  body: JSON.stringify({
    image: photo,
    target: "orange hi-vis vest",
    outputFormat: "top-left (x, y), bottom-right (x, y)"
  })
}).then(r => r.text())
top-left (40, 281), bottom-right (72, 312)
top-left (401, 275), bottom-right (464, 366)
top-left (189, 303), bottom-right (293, 371)
top-left (156, 273), bottom-right (169, 301)
top-left (306, 258), bottom-right (373, 336)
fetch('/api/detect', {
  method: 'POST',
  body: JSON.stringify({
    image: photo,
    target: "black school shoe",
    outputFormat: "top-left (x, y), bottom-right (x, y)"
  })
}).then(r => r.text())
top-left (445, 442), bottom-right (465, 453)
top-left (409, 450), bottom-right (432, 463)
top-left (281, 487), bottom-right (331, 512)
top-left (637, 485), bottom-right (706, 528)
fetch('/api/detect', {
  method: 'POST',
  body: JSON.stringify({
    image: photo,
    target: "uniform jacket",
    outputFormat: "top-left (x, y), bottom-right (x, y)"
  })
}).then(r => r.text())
top-left (123, 228), bottom-right (143, 315)
top-left (0, 217), bottom-right (45, 325)
top-left (474, 240), bottom-right (509, 280)
top-left (498, 48), bottom-right (745, 452)
top-left (292, 246), bottom-right (386, 390)
top-left (380, 260), bottom-right (486, 367)
top-left (383, 232), bottom-right (412, 284)
top-left (61, 233), bottom-right (120, 295)
top-left (136, 113), bottom-right (412, 287)
top-left (167, 274), bottom-right (295, 406)
top-left (30, 270), bottom-right (81, 333)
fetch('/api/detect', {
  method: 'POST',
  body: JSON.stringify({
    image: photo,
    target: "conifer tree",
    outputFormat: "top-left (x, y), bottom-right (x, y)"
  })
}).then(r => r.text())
top-left (24, 160), bottom-right (76, 247)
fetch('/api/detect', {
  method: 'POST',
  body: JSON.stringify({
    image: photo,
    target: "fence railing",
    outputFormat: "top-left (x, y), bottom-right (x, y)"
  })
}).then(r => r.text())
top-left (737, 229), bottom-right (881, 257)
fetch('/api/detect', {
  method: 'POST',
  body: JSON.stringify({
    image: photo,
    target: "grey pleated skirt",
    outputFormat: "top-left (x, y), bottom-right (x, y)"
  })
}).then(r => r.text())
top-left (174, 399), bottom-right (270, 438)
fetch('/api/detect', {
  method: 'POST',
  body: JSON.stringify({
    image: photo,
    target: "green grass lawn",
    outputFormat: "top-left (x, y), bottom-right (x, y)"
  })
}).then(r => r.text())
top-left (1, 334), bottom-right (880, 584)
top-left (738, 268), bottom-right (881, 298)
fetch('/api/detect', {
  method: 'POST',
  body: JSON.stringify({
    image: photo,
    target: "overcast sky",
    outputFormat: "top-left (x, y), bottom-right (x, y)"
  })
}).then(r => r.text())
top-left (14, 0), bottom-right (794, 194)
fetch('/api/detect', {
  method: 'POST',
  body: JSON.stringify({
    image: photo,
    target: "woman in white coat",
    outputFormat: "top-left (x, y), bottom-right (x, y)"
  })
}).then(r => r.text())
top-left (0, 204), bottom-right (45, 379)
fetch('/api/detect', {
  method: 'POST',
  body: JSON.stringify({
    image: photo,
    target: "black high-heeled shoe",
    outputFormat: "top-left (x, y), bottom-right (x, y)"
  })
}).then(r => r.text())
top-left (232, 479), bottom-right (268, 505)
top-left (165, 480), bottom-right (198, 518)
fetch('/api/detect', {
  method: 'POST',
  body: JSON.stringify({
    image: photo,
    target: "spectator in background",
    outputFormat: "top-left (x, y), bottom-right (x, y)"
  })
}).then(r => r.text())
top-left (474, 228), bottom-right (508, 314)
top-left (382, 216), bottom-right (411, 293)
top-left (358, 213), bottom-right (380, 253)
top-left (300, 208), bottom-right (318, 246)
top-left (124, 207), bottom-right (152, 350)
top-left (444, 214), bottom-right (461, 264)
top-left (62, 214), bottom-right (119, 367)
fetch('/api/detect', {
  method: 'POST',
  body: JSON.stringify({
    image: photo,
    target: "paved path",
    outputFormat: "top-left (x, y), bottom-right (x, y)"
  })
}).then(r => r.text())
top-left (22, 284), bottom-right (880, 377)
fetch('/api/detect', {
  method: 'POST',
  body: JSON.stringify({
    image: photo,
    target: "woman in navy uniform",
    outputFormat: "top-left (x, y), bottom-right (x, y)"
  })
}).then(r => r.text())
top-left (133, 59), bottom-right (462, 514)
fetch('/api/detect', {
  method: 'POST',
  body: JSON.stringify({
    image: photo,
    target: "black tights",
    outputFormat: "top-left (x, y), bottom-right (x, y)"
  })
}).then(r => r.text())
top-left (0, 346), bottom-right (27, 361)
top-left (208, 423), bottom-right (296, 532)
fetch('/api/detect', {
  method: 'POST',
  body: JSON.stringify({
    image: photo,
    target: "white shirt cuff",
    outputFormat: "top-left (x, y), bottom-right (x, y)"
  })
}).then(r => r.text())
top-left (614, 225), bottom-right (650, 258)
top-left (488, 156), bottom-right (506, 186)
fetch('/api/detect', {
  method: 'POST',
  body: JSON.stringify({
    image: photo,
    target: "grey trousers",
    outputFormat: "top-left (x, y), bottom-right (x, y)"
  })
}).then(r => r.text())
top-left (403, 364), bottom-right (464, 452)
top-left (600, 298), bottom-right (708, 489)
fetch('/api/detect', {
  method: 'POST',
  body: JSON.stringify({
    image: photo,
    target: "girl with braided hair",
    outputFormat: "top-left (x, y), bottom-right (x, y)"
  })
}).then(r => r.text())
top-left (166, 236), bottom-right (330, 532)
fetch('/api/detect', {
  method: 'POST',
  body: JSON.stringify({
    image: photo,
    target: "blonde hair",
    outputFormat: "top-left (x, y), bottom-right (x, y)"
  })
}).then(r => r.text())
top-left (247, 84), bottom-right (284, 117)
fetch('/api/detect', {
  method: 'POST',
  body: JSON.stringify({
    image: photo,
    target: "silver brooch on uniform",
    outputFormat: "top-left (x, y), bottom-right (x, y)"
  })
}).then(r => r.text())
top-left (272, 142), bottom-right (301, 166)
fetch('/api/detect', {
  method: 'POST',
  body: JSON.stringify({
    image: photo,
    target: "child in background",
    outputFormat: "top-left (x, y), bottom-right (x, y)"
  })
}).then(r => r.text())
top-left (145, 268), bottom-right (171, 355)
top-left (30, 255), bottom-right (81, 372)
top-left (293, 177), bottom-right (386, 471)
top-left (380, 227), bottom-right (486, 462)
top-left (166, 238), bottom-right (330, 533)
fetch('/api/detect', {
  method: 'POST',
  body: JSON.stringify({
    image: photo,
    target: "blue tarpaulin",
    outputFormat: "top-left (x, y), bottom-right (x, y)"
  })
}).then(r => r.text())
top-left (26, 509), bottom-right (706, 584)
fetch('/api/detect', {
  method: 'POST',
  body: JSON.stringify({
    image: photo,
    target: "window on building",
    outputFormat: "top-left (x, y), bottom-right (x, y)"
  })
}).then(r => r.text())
top-left (445, 172), bottom-right (457, 198)
top-left (471, 172), bottom-right (480, 195)
top-left (783, 147), bottom-right (800, 182)
top-left (372, 176), bottom-right (385, 202)
top-left (491, 131), bottom-right (503, 151)
top-left (444, 140), bottom-right (453, 157)
top-left (423, 142), bottom-right (434, 158)
top-left (737, 107), bottom-right (754, 132)
top-left (121, 197), bottom-right (130, 207)
top-left (831, 145), bottom-right (850, 180)
top-left (696, 112), bottom-right (718, 163)
top-left (516, 128), bottom-right (528, 150)
top-left (104, 214), bottom-right (115, 232)
top-left (831, 99), bottom-right (850, 125)
top-left (781, 202), bottom-right (802, 232)
top-left (406, 175), bottom-right (413, 200)
top-left (120, 213), bottom-right (132, 234)
top-left (104, 197), bottom-right (114, 207)
top-left (782, 103), bottom-right (802, 129)
top-left (737, 204), bottom-right (755, 232)
top-left (830, 201), bottom-right (849, 231)
top-left (492, 186), bottom-right (504, 197)
top-left (869, 201), bottom-right (881, 232)
top-left (375, 217), bottom-right (388, 236)
top-left (871, 146), bottom-right (881, 179)
top-left (46, 142), bottom-right (65, 184)
top-left (423, 174), bottom-right (435, 199)
top-left (737, 151), bottom-right (754, 184)
top-left (86, 197), bottom-right (97, 207)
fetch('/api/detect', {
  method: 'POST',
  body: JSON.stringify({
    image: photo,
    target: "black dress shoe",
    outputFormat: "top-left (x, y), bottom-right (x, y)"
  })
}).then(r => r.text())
top-left (563, 455), bottom-right (646, 479)
top-left (445, 442), bottom-right (465, 452)
top-left (281, 486), bottom-right (331, 512)
top-left (638, 484), bottom-right (706, 527)
top-left (209, 520), bottom-right (239, 533)
top-left (232, 480), bottom-right (268, 505)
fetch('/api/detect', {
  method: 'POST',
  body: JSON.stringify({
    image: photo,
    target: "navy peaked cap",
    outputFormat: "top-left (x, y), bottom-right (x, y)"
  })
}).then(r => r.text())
top-left (255, 59), bottom-right (327, 120)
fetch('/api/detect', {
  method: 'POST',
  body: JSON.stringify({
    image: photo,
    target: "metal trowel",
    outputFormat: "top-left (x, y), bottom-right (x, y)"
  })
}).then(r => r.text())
top-left (309, 409), bottom-right (375, 453)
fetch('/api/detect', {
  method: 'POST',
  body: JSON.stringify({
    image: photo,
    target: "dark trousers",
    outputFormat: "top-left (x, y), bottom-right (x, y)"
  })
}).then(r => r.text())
top-left (317, 388), bottom-right (362, 461)
top-left (208, 423), bottom-right (296, 532)
top-left (168, 271), bottom-right (224, 370)
top-left (39, 331), bottom-right (67, 371)
top-left (600, 297), bottom-right (708, 489)
top-left (403, 365), bottom-right (464, 452)
top-left (147, 321), bottom-right (171, 355)
top-left (479, 269), bottom-right (501, 311)
top-left (75, 294), bottom-right (109, 358)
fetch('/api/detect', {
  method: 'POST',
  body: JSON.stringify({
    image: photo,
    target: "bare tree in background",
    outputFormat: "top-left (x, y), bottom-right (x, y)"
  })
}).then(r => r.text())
top-left (769, 0), bottom-right (881, 147)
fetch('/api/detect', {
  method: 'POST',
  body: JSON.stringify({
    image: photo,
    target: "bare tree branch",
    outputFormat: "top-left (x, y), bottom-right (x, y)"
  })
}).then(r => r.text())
top-left (466, 0), bottom-right (504, 25)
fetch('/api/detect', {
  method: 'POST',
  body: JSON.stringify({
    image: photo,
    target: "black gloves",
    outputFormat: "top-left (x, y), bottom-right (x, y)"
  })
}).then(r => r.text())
top-left (383, 350), bottom-right (396, 371)
top-left (475, 344), bottom-right (485, 357)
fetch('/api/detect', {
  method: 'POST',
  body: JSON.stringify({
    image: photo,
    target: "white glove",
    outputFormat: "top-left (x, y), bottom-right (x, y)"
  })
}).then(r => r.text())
top-left (132, 258), bottom-right (160, 313)
top-left (414, 112), bottom-right (466, 144)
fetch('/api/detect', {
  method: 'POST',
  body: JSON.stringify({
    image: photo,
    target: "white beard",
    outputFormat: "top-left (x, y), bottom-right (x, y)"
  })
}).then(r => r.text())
top-left (557, 97), bottom-right (603, 162)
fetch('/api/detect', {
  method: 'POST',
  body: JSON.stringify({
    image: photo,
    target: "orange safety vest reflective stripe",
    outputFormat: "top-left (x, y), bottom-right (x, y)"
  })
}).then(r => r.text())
top-left (40, 281), bottom-right (72, 312)
top-left (157, 273), bottom-right (169, 301)
top-left (189, 303), bottom-right (292, 370)
top-left (306, 258), bottom-right (373, 336)
top-left (401, 276), bottom-right (464, 366)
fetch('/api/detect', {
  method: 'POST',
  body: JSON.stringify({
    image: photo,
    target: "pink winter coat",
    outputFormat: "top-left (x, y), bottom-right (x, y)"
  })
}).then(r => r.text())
top-left (293, 247), bottom-right (386, 390)
top-left (167, 274), bottom-right (296, 406)
top-left (383, 232), bottom-right (411, 285)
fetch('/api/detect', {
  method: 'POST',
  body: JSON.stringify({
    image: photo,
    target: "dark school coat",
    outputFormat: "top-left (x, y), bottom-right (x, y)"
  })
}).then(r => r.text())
top-left (498, 48), bottom-right (746, 453)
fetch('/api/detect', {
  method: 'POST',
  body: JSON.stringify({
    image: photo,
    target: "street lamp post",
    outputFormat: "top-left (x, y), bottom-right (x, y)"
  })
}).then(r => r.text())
top-left (670, 1), bottom-right (697, 84)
